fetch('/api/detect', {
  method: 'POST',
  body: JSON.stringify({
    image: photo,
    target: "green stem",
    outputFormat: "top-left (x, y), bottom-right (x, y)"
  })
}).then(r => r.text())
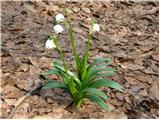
top-left (63, 9), bottom-right (77, 57)
top-left (76, 99), bottom-right (83, 108)
top-left (85, 33), bottom-right (91, 60)
top-left (64, 20), bottom-right (77, 57)
top-left (51, 36), bottom-right (68, 73)
top-left (81, 33), bottom-right (91, 80)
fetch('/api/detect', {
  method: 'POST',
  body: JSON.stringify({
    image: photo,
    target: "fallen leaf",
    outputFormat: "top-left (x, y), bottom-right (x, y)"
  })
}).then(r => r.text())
top-left (33, 115), bottom-right (53, 119)
top-left (131, 85), bottom-right (144, 94)
top-left (72, 7), bottom-right (80, 13)
top-left (3, 85), bottom-right (24, 99)
top-left (81, 7), bottom-right (91, 14)
top-left (5, 99), bottom-right (17, 106)
top-left (103, 110), bottom-right (127, 119)
top-left (16, 72), bottom-right (33, 91)
top-left (151, 80), bottom-right (159, 100)
top-left (29, 57), bottom-right (39, 66)
top-left (24, 4), bottom-right (36, 13)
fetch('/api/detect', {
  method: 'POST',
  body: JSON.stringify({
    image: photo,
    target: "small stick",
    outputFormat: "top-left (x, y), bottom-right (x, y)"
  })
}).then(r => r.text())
top-left (6, 81), bottom-right (43, 119)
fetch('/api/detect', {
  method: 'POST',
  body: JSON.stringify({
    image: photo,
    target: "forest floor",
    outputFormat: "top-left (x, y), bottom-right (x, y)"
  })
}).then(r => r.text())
top-left (1, 0), bottom-right (159, 119)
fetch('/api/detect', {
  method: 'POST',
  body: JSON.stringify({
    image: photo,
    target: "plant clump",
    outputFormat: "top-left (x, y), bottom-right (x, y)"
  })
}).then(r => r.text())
top-left (42, 10), bottom-right (124, 111)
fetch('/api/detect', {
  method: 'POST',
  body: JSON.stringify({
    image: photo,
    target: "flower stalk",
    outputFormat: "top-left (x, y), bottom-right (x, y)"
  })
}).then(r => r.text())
top-left (63, 20), bottom-right (77, 57)
top-left (81, 33), bottom-right (91, 80)
top-left (51, 35), bottom-right (68, 73)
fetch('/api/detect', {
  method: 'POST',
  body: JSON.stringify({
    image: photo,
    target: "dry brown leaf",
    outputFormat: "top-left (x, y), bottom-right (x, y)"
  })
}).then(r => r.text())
top-left (5, 99), bottom-right (17, 106)
top-left (3, 85), bottom-right (25, 99)
top-left (103, 111), bottom-right (127, 119)
top-left (151, 80), bottom-right (159, 100)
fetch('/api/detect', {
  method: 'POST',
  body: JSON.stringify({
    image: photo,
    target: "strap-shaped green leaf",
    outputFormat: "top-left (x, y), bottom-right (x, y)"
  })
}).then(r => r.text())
top-left (84, 63), bottom-right (111, 83)
top-left (90, 79), bottom-right (124, 92)
top-left (87, 58), bottom-right (112, 71)
top-left (92, 68), bottom-right (116, 78)
top-left (96, 67), bottom-right (116, 72)
top-left (84, 68), bottom-right (116, 83)
top-left (83, 66), bottom-right (94, 82)
top-left (94, 63), bottom-right (109, 69)
top-left (84, 58), bottom-right (114, 80)
top-left (81, 54), bottom-right (87, 81)
top-left (67, 77), bottom-right (78, 96)
top-left (75, 55), bottom-right (82, 79)
top-left (86, 95), bottom-right (109, 111)
top-left (43, 68), bottom-right (60, 76)
top-left (42, 81), bottom-right (66, 89)
top-left (95, 71), bottom-right (116, 79)
top-left (85, 88), bottom-right (109, 99)
top-left (75, 55), bottom-right (82, 70)
top-left (54, 63), bottom-right (82, 90)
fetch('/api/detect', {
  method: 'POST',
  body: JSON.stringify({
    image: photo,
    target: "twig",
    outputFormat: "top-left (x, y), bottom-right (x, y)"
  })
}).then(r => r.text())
top-left (6, 81), bottom-right (43, 119)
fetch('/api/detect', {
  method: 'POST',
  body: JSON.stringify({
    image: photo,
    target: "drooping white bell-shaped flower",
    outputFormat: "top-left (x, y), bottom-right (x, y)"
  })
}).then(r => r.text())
top-left (91, 23), bottom-right (100, 33)
top-left (53, 24), bottom-right (64, 34)
top-left (45, 39), bottom-right (56, 49)
top-left (55, 13), bottom-right (65, 22)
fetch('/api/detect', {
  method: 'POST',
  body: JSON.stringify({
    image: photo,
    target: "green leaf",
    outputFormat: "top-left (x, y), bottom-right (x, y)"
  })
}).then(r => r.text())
top-left (85, 88), bottom-right (109, 99)
top-left (42, 81), bottom-right (66, 89)
top-left (90, 79), bottom-right (124, 92)
top-left (43, 69), bottom-right (60, 76)
top-left (81, 54), bottom-right (88, 81)
top-left (54, 63), bottom-right (82, 90)
top-left (84, 63), bottom-right (112, 83)
top-left (54, 63), bottom-right (74, 76)
top-left (84, 68), bottom-right (116, 83)
top-left (68, 77), bottom-right (78, 96)
top-left (86, 95), bottom-right (109, 111)
top-left (82, 67), bottom-right (115, 89)
top-left (92, 68), bottom-right (116, 78)
top-left (83, 65), bottom-right (94, 82)
top-left (75, 55), bottom-right (82, 78)
top-left (95, 71), bottom-right (116, 79)
top-left (88, 58), bottom-right (112, 70)
top-left (83, 58), bottom-right (113, 83)
top-left (94, 63), bottom-right (109, 69)
top-left (75, 55), bottom-right (82, 70)
top-left (96, 67), bottom-right (116, 72)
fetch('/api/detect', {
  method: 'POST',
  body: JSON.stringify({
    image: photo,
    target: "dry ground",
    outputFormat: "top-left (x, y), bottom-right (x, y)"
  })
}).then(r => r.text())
top-left (1, 0), bottom-right (159, 119)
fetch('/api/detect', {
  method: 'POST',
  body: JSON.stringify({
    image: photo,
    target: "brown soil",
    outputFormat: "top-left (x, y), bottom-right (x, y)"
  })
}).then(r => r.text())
top-left (1, 0), bottom-right (159, 119)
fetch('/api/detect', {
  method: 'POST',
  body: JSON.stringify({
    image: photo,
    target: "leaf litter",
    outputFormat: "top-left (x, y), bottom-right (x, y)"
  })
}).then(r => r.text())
top-left (1, 0), bottom-right (159, 119)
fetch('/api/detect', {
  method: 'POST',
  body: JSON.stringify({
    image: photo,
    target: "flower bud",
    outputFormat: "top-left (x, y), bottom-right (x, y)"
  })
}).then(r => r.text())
top-left (91, 23), bottom-right (100, 33)
top-left (53, 24), bottom-right (64, 34)
top-left (55, 13), bottom-right (65, 22)
top-left (45, 39), bottom-right (56, 49)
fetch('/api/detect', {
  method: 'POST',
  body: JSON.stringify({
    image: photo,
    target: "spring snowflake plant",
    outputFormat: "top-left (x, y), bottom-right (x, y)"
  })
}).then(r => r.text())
top-left (42, 11), bottom-right (124, 111)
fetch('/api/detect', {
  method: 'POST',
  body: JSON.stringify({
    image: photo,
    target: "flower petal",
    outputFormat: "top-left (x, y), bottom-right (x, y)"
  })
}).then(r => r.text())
top-left (53, 24), bottom-right (64, 34)
top-left (55, 13), bottom-right (65, 22)
top-left (45, 39), bottom-right (56, 49)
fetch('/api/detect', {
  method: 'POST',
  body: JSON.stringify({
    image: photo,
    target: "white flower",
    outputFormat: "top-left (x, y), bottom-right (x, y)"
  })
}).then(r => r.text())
top-left (54, 24), bottom-right (64, 34)
top-left (55, 13), bottom-right (65, 22)
top-left (45, 39), bottom-right (56, 49)
top-left (91, 23), bottom-right (100, 33)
